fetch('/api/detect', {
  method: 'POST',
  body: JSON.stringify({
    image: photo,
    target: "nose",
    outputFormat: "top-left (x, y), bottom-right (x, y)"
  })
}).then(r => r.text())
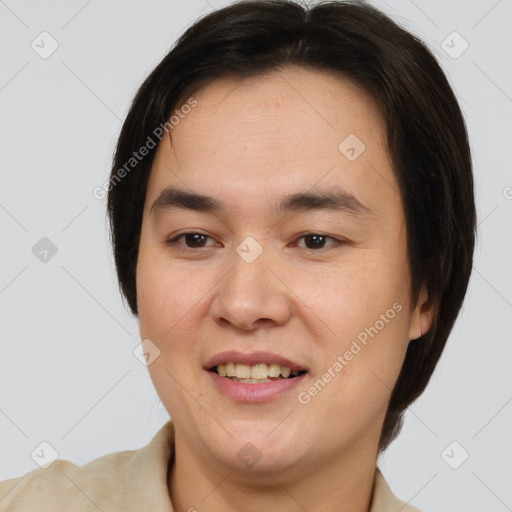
top-left (209, 243), bottom-right (292, 331)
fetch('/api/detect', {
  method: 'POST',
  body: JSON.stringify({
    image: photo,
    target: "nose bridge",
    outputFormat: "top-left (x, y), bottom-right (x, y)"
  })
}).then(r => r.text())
top-left (210, 236), bottom-right (291, 329)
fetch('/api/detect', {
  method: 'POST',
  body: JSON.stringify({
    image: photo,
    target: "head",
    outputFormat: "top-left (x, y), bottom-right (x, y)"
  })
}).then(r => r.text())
top-left (106, 0), bottom-right (475, 465)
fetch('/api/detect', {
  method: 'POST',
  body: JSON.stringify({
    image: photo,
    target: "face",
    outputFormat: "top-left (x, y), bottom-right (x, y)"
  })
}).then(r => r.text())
top-left (136, 66), bottom-right (432, 476)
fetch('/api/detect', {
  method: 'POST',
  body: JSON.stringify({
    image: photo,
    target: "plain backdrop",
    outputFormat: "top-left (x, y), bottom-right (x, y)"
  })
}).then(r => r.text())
top-left (0, 0), bottom-right (511, 510)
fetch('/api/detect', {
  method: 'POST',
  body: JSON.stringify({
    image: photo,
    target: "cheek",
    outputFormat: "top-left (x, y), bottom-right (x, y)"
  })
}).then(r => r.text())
top-left (136, 249), bottom-right (223, 375)
top-left (136, 247), bottom-right (189, 343)
top-left (136, 252), bottom-right (205, 416)
top-left (296, 256), bottom-right (408, 336)
top-left (299, 275), bottom-right (410, 431)
top-left (295, 254), bottom-right (412, 394)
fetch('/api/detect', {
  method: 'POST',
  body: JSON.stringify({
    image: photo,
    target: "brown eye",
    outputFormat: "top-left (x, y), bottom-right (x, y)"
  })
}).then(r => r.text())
top-left (297, 233), bottom-right (340, 250)
top-left (167, 232), bottom-right (215, 249)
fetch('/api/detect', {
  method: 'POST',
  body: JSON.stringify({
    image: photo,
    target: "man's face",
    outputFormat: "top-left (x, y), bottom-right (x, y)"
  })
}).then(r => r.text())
top-left (136, 67), bottom-right (430, 473)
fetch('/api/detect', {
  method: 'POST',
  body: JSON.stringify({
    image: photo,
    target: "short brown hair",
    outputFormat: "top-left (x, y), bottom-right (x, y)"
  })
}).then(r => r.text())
top-left (107, 0), bottom-right (476, 452)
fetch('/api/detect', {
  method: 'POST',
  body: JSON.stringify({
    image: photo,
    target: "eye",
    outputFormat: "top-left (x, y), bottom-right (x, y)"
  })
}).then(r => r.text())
top-left (295, 233), bottom-right (342, 250)
top-left (166, 232), bottom-right (344, 251)
top-left (166, 232), bottom-right (217, 249)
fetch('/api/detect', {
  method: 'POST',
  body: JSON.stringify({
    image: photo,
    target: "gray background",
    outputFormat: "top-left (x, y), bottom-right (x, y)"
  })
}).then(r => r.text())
top-left (0, 0), bottom-right (511, 510)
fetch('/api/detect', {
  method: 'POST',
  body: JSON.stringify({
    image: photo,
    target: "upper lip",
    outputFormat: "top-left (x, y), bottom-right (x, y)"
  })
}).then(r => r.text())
top-left (204, 351), bottom-right (308, 372)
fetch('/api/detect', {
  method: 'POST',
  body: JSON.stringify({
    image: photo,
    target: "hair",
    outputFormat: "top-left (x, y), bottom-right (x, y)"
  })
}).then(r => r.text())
top-left (106, 0), bottom-right (476, 452)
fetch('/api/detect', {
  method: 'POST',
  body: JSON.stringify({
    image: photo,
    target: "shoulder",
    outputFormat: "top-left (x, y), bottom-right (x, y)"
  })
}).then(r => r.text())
top-left (0, 421), bottom-right (175, 512)
top-left (0, 449), bottom-right (136, 511)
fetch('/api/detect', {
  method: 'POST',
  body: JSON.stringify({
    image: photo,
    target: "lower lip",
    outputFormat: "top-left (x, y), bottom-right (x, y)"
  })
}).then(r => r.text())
top-left (207, 370), bottom-right (307, 403)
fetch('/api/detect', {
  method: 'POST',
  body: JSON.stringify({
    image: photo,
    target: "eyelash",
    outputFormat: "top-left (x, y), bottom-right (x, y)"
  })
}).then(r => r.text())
top-left (165, 232), bottom-right (344, 251)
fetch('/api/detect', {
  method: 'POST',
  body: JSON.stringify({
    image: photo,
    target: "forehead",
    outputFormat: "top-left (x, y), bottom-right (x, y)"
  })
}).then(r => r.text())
top-left (173, 67), bottom-right (384, 152)
top-left (145, 66), bottom-right (398, 219)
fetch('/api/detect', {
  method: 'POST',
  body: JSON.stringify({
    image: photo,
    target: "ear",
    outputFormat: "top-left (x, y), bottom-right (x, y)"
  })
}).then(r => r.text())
top-left (408, 284), bottom-right (434, 341)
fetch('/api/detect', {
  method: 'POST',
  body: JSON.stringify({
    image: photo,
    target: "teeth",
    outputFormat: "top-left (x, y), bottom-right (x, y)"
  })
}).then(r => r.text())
top-left (226, 362), bottom-right (236, 377)
top-left (251, 363), bottom-right (268, 379)
top-left (235, 364), bottom-right (251, 379)
top-left (215, 362), bottom-right (300, 380)
top-left (268, 363), bottom-right (281, 378)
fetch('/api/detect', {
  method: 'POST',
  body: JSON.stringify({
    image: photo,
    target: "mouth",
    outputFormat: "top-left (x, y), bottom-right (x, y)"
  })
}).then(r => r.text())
top-left (203, 351), bottom-right (309, 392)
top-left (208, 362), bottom-right (308, 384)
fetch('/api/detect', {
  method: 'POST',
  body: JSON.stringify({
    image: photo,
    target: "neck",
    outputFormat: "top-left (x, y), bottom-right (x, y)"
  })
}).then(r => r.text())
top-left (168, 430), bottom-right (379, 512)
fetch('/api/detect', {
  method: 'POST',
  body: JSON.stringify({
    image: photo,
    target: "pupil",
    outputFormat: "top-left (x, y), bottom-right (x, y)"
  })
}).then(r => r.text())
top-left (186, 234), bottom-right (206, 247)
top-left (306, 234), bottom-right (325, 249)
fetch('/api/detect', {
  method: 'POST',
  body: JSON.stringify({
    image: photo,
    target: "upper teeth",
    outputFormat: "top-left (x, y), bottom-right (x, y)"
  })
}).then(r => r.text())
top-left (216, 362), bottom-right (299, 379)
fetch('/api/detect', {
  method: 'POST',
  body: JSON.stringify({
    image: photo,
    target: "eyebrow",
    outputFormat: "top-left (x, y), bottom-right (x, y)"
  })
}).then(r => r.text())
top-left (150, 186), bottom-right (372, 218)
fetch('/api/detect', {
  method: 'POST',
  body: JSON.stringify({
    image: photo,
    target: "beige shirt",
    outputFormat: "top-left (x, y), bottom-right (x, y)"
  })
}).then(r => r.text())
top-left (0, 420), bottom-right (421, 511)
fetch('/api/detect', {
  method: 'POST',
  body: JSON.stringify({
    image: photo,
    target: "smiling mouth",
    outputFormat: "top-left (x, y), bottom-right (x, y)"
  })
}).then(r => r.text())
top-left (209, 362), bottom-right (307, 383)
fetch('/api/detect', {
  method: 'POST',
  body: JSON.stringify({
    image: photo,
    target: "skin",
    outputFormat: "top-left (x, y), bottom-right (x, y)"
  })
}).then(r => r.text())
top-left (136, 66), bottom-right (433, 512)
